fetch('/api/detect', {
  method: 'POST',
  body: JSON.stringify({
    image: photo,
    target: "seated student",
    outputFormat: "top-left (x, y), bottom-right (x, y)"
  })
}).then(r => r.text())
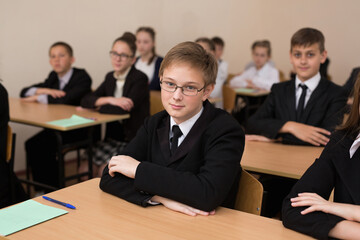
top-left (195, 37), bottom-right (226, 109)
top-left (246, 28), bottom-right (347, 218)
top-left (20, 42), bottom-right (92, 190)
top-left (230, 40), bottom-right (279, 91)
top-left (0, 82), bottom-right (28, 208)
top-left (211, 36), bottom-right (228, 109)
top-left (81, 32), bottom-right (149, 176)
top-left (100, 42), bottom-right (244, 216)
top-left (135, 27), bottom-right (163, 90)
top-left (247, 28), bottom-right (347, 146)
top-left (343, 66), bottom-right (360, 97)
top-left (282, 75), bottom-right (360, 240)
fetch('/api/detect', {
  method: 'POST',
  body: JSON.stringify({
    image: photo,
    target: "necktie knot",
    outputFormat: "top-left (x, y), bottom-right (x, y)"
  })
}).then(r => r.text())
top-left (170, 125), bottom-right (183, 155)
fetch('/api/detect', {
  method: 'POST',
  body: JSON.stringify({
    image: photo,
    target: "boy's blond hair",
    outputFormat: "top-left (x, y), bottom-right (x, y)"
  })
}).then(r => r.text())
top-left (291, 28), bottom-right (325, 53)
top-left (159, 42), bottom-right (218, 86)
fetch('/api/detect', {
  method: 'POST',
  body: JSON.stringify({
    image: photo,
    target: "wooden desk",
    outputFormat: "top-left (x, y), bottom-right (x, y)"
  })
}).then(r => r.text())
top-left (241, 141), bottom-right (324, 179)
top-left (9, 97), bottom-right (129, 189)
top-left (7, 179), bottom-right (312, 240)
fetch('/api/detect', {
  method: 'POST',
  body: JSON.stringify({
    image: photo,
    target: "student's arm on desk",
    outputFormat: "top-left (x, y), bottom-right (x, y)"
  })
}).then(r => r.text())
top-left (279, 121), bottom-right (330, 146)
top-left (95, 97), bottom-right (134, 112)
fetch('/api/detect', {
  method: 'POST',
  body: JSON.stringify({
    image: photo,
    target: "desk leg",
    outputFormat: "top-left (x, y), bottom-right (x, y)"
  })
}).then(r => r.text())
top-left (87, 127), bottom-right (93, 180)
top-left (54, 131), bottom-right (65, 188)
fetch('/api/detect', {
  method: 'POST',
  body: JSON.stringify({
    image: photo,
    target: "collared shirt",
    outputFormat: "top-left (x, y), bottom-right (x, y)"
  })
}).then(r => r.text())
top-left (169, 107), bottom-right (204, 148)
top-left (229, 62), bottom-right (279, 91)
top-left (26, 68), bottom-right (74, 104)
top-left (113, 67), bottom-right (131, 98)
top-left (295, 72), bottom-right (321, 109)
top-left (350, 132), bottom-right (360, 158)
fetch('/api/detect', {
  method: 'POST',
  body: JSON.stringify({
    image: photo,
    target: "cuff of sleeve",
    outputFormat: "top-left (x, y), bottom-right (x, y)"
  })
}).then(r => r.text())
top-left (25, 87), bottom-right (38, 97)
top-left (37, 94), bottom-right (48, 104)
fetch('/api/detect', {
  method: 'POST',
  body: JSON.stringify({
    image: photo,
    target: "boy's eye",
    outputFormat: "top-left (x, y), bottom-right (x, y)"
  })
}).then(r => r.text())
top-left (185, 86), bottom-right (196, 91)
top-left (294, 53), bottom-right (301, 58)
top-left (165, 82), bottom-right (175, 87)
top-left (307, 53), bottom-right (314, 57)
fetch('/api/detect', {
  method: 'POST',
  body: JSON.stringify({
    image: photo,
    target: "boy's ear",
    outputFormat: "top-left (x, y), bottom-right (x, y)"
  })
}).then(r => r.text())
top-left (202, 84), bottom-right (214, 101)
top-left (71, 57), bottom-right (75, 64)
top-left (320, 50), bottom-right (327, 64)
top-left (131, 56), bottom-right (136, 65)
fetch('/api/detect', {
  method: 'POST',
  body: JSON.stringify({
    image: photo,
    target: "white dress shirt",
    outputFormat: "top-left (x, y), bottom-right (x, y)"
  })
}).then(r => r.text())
top-left (210, 60), bottom-right (228, 109)
top-left (295, 72), bottom-right (321, 109)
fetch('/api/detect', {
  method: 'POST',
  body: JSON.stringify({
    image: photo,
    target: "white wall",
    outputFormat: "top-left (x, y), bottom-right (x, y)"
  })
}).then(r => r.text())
top-left (1, 0), bottom-right (359, 171)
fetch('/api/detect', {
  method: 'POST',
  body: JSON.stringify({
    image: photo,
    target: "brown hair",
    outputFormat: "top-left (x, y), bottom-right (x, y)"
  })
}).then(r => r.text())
top-left (195, 37), bottom-right (215, 52)
top-left (337, 74), bottom-right (360, 137)
top-left (212, 36), bottom-right (225, 47)
top-left (159, 41), bottom-right (218, 86)
top-left (113, 32), bottom-right (137, 56)
top-left (49, 41), bottom-right (73, 56)
top-left (136, 26), bottom-right (157, 65)
top-left (291, 28), bottom-right (325, 53)
top-left (252, 40), bottom-right (271, 57)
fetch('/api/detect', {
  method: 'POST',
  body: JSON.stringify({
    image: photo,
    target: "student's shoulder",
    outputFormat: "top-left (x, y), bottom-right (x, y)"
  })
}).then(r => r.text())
top-left (72, 68), bottom-right (92, 79)
top-left (207, 106), bottom-right (243, 133)
top-left (129, 66), bottom-right (148, 80)
top-left (270, 79), bottom-right (294, 92)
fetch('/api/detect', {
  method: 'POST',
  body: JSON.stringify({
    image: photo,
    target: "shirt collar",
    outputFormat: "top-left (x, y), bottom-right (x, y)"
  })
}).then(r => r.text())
top-left (113, 67), bottom-right (131, 81)
top-left (170, 107), bottom-right (204, 138)
top-left (295, 72), bottom-right (321, 92)
top-left (58, 68), bottom-right (73, 86)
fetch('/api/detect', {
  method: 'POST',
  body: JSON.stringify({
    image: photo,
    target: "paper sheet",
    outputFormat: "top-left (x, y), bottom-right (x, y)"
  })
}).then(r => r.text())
top-left (0, 200), bottom-right (68, 236)
top-left (46, 114), bottom-right (94, 127)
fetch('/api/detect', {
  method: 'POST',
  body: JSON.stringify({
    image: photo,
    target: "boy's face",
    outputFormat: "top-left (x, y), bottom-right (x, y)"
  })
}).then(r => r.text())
top-left (111, 41), bottom-right (135, 75)
top-left (160, 63), bottom-right (214, 125)
top-left (136, 31), bottom-right (154, 56)
top-left (214, 44), bottom-right (224, 60)
top-left (49, 46), bottom-right (74, 77)
top-left (252, 46), bottom-right (269, 70)
top-left (290, 43), bottom-right (327, 82)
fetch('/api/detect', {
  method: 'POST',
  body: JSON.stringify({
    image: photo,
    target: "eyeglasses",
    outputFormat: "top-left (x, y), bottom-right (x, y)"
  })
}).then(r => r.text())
top-left (160, 80), bottom-right (205, 96)
top-left (109, 51), bottom-right (133, 60)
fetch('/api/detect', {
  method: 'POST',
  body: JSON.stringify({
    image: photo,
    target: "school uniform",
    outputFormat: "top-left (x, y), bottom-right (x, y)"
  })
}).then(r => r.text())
top-left (21, 68), bottom-right (92, 189)
top-left (247, 75), bottom-right (348, 145)
top-left (282, 130), bottom-right (358, 239)
top-left (81, 66), bottom-right (150, 142)
top-left (100, 100), bottom-right (244, 212)
top-left (135, 56), bottom-right (163, 91)
top-left (343, 67), bottom-right (360, 97)
top-left (210, 60), bottom-right (228, 109)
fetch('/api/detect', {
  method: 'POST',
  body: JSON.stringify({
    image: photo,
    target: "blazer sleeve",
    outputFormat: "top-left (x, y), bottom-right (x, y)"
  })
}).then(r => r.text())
top-left (282, 132), bottom-right (345, 239)
top-left (48, 70), bottom-right (92, 105)
top-left (0, 83), bottom-right (9, 163)
top-left (99, 120), bottom-right (154, 206)
top-left (247, 85), bottom-right (288, 139)
top-left (134, 116), bottom-right (244, 212)
top-left (98, 71), bottom-right (149, 115)
top-left (343, 67), bottom-right (360, 97)
top-left (19, 72), bottom-right (56, 97)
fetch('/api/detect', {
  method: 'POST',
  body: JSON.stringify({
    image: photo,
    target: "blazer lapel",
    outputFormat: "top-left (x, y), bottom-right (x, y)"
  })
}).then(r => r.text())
top-left (286, 80), bottom-right (297, 121)
top-left (333, 135), bottom-right (360, 204)
top-left (166, 100), bottom-right (215, 166)
top-left (157, 115), bottom-right (171, 162)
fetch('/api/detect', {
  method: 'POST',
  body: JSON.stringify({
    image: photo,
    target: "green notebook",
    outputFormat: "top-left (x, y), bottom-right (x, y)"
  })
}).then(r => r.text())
top-left (47, 114), bottom-right (94, 127)
top-left (235, 87), bottom-right (257, 93)
top-left (0, 200), bottom-right (68, 236)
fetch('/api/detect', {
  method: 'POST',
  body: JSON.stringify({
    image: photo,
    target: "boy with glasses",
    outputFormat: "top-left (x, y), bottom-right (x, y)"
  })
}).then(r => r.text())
top-left (100, 42), bottom-right (244, 216)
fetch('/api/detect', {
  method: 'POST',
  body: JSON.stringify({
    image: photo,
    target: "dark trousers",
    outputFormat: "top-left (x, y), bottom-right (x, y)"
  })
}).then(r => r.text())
top-left (25, 128), bottom-right (89, 189)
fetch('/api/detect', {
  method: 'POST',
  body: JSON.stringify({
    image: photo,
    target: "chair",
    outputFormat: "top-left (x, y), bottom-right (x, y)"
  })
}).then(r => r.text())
top-left (6, 125), bottom-right (16, 201)
top-left (150, 90), bottom-right (164, 115)
top-left (234, 169), bottom-right (263, 215)
top-left (222, 74), bottom-right (237, 113)
top-left (278, 70), bottom-right (286, 82)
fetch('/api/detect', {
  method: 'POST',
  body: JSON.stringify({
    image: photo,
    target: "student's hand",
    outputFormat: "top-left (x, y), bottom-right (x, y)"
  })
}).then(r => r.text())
top-left (151, 195), bottom-right (216, 217)
top-left (245, 134), bottom-right (275, 142)
top-left (245, 79), bottom-right (256, 89)
top-left (21, 95), bottom-right (39, 102)
top-left (109, 97), bottom-right (134, 111)
top-left (280, 121), bottom-right (331, 146)
top-left (108, 155), bottom-right (140, 179)
top-left (36, 88), bottom-right (66, 98)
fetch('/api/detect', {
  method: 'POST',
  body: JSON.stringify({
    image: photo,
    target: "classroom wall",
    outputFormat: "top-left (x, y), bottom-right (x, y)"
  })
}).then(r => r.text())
top-left (1, 0), bottom-right (359, 171)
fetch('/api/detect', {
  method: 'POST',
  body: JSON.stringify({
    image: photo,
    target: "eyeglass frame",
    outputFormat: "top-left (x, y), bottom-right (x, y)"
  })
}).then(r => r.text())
top-left (159, 80), bottom-right (205, 96)
top-left (109, 51), bottom-right (134, 60)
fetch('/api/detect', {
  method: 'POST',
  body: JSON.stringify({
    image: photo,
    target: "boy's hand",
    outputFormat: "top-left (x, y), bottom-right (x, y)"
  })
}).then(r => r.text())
top-left (245, 134), bottom-right (274, 142)
top-left (108, 155), bottom-right (140, 179)
top-left (280, 121), bottom-right (330, 146)
top-left (21, 95), bottom-right (39, 102)
top-left (151, 196), bottom-right (216, 217)
top-left (36, 88), bottom-right (66, 98)
top-left (109, 97), bottom-right (134, 111)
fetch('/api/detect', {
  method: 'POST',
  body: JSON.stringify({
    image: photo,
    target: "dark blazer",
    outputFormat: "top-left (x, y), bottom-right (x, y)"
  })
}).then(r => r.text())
top-left (247, 78), bottom-right (347, 145)
top-left (0, 83), bottom-right (9, 163)
top-left (282, 130), bottom-right (358, 239)
top-left (343, 67), bottom-right (360, 97)
top-left (81, 66), bottom-right (150, 141)
top-left (20, 68), bottom-right (92, 106)
top-left (135, 56), bottom-right (163, 90)
top-left (100, 100), bottom-right (244, 212)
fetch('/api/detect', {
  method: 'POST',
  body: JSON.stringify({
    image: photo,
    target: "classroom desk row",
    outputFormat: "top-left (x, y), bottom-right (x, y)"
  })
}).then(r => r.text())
top-left (6, 178), bottom-right (313, 240)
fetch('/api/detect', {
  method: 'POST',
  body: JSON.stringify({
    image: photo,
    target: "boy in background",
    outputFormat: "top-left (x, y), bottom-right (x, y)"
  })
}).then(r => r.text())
top-left (20, 42), bottom-right (92, 190)
top-left (100, 42), bottom-right (244, 215)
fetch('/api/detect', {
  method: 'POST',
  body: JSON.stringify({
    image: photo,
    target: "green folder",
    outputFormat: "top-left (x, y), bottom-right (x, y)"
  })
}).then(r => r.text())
top-left (235, 88), bottom-right (257, 93)
top-left (47, 114), bottom-right (94, 127)
top-left (0, 200), bottom-right (68, 236)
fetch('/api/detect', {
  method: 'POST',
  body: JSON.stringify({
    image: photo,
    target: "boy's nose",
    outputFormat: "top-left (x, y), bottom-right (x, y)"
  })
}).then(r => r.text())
top-left (172, 87), bottom-right (184, 100)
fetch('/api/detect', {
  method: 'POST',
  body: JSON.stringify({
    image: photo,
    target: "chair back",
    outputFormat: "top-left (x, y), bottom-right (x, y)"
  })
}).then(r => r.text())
top-left (222, 74), bottom-right (237, 113)
top-left (234, 169), bottom-right (263, 215)
top-left (150, 90), bottom-right (164, 116)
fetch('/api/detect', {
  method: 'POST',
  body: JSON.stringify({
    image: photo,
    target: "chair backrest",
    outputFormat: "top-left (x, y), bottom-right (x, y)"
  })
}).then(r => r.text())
top-left (150, 90), bottom-right (164, 116)
top-left (234, 169), bottom-right (263, 215)
top-left (222, 74), bottom-right (237, 113)
top-left (279, 70), bottom-right (286, 82)
top-left (6, 125), bottom-right (16, 170)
